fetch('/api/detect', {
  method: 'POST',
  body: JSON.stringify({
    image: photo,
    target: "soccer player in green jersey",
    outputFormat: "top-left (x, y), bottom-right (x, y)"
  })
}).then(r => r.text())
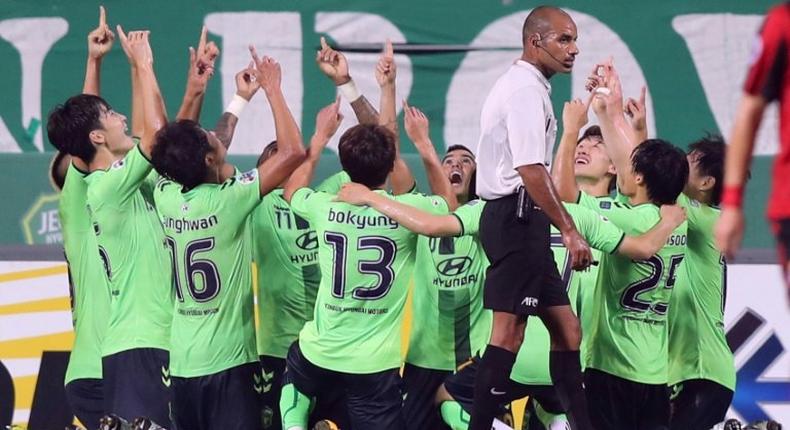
top-left (668, 135), bottom-right (735, 430)
top-left (280, 113), bottom-right (449, 428)
top-left (46, 28), bottom-right (174, 425)
top-left (333, 178), bottom-right (686, 430)
top-left (580, 61), bottom-right (690, 429)
top-left (150, 53), bottom-right (308, 430)
top-left (46, 9), bottom-right (115, 428)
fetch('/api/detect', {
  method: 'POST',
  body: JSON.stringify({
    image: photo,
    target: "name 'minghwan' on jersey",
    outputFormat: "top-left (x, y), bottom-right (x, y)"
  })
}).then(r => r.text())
top-left (155, 169), bottom-right (262, 378)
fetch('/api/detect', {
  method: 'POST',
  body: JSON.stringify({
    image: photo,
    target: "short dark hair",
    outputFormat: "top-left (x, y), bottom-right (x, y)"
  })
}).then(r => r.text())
top-left (338, 124), bottom-right (396, 188)
top-left (688, 134), bottom-right (725, 206)
top-left (577, 125), bottom-right (602, 144)
top-left (49, 151), bottom-right (70, 191)
top-left (151, 120), bottom-right (211, 190)
top-left (631, 139), bottom-right (689, 206)
top-left (256, 140), bottom-right (278, 167)
top-left (445, 145), bottom-right (478, 200)
top-left (46, 94), bottom-right (110, 162)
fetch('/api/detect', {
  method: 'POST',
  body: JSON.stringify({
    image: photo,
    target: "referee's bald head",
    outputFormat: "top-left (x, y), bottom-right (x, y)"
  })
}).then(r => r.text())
top-left (522, 6), bottom-right (572, 46)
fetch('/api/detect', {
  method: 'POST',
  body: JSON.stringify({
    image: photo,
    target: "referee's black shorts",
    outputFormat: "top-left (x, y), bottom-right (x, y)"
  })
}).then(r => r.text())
top-left (479, 193), bottom-right (568, 317)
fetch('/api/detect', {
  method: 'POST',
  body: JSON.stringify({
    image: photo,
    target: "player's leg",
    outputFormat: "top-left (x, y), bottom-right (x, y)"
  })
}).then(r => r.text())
top-left (526, 387), bottom-right (569, 430)
top-left (538, 259), bottom-right (593, 430)
top-left (261, 355), bottom-right (287, 430)
top-left (281, 342), bottom-right (332, 430)
top-left (65, 378), bottom-right (104, 429)
top-left (198, 362), bottom-right (264, 430)
top-left (171, 375), bottom-right (201, 430)
top-left (344, 368), bottom-right (405, 430)
top-left (102, 348), bottom-right (171, 426)
top-left (669, 379), bottom-right (731, 430)
top-left (584, 368), bottom-right (646, 429)
top-left (402, 363), bottom-right (451, 430)
top-left (773, 219), bottom-right (790, 295)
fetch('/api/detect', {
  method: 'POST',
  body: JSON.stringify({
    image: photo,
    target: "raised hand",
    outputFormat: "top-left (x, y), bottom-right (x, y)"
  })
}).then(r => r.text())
top-left (117, 27), bottom-right (152, 68)
top-left (185, 26), bottom-right (220, 94)
top-left (403, 100), bottom-right (431, 146)
top-left (589, 59), bottom-right (625, 116)
top-left (314, 98), bottom-right (344, 141)
top-left (562, 95), bottom-right (592, 133)
top-left (235, 62), bottom-right (260, 101)
top-left (375, 39), bottom-right (396, 88)
top-left (625, 86), bottom-right (647, 134)
top-left (335, 182), bottom-right (374, 206)
top-left (87, 6), bottom-right (114, 60)
top-left (316, 36), bottom-right (350, 85)
top-left (250, 47), bottom-right (282, 95)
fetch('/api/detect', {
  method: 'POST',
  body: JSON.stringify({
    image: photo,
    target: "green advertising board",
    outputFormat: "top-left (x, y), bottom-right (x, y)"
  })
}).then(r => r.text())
top-left (0, 0), bottom-right (780, 249)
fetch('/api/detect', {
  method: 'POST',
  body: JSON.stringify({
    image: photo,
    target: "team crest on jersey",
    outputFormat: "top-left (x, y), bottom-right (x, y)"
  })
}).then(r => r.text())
top-left (238, 170), bottom-right (257, 185)
top-left (181, 203), bottom-right (189, 213)
top-left (111, 158), bottom-right (125, 169)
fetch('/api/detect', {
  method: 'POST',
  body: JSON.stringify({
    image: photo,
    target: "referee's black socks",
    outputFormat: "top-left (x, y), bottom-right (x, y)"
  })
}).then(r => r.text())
top-left (550, 350), bottom-right (595, 430)
top-left (468, 345), bottom-right (516, 430)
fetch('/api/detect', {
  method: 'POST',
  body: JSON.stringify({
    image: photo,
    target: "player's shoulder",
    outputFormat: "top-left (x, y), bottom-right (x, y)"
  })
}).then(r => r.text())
top-left (396, 192), bottom-right (448, 209)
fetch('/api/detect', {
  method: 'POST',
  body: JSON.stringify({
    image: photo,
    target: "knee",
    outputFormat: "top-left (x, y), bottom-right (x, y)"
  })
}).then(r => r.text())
top-left (489, 323), bottom-right (524, 353)
top-left (549, 317), bottom-right (581, 351)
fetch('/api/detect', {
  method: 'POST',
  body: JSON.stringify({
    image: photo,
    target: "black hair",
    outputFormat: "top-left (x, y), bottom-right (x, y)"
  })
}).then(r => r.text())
top-left (256, 140), bottom-right (279, 167)
top-left (338, 124), bottom-right (396, 188)
top-left (46, 94), bottom-right (110, 162)
top-left (151, 120), bottom-right (212, 190)
top-left (49, 151), bottom-right (70, 191)
top-left (577, 125), bottom-right (602, 144)
top-left (631, 139), bottom-right (689, 206)
top-left (687, 134), bottom-right (725, 206)
top-left (444, 145), bottom-right (478, 200)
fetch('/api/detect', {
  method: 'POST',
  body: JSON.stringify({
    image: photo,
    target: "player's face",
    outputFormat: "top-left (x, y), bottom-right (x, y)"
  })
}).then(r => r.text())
top-left (97, 106), bottom-right (131, 156)
top-left (540, 16), bottom-right (579, 74)
top-left (574, 136), bottom-right (615, 180)
top-left (442, 149), bottom-right (476, 198)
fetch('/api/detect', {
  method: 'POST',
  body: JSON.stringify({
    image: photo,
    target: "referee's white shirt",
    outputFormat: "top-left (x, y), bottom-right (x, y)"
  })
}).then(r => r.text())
top-left (474, 60), bottom-right (557, 200)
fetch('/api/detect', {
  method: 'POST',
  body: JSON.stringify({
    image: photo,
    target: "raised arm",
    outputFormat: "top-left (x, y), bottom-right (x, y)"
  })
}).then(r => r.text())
top-left (176, 26), bottom-right (220, 121)
top-left (119, 29), bottom-right (167, 156)
top-left (316, 37), bottom-right (379, 124)
top-left (83, 6), bottom-right (114, 96)
top-left (284, 100), bottom-right (343, 202)
top-left (403, 102), bottom-right (456, 210)
top-left (625, 86), bottom-right (648, 143)
top-left (617, 204), bottom-right (686, 260)
top-left (117, 27), bottom-right (145, 137)
top-left (336, 182), bottom-right (462, 237)
top-left (376, 40), bottom-right (415, 194)
top-left (214, 59), bottom-right (260, 149)
top-left (252, 54), bottom-right (307, 197)
top-left (714, 93), bottom-right (766, 259)
top-left (552, 97), bottom-right (591, 202)
top-left (590, 62), bottom-right (640, 192)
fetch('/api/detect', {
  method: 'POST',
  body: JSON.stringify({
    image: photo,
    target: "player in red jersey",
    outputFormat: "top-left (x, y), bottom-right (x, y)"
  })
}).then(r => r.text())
top-left (716, 2), bottom-right (790, 299)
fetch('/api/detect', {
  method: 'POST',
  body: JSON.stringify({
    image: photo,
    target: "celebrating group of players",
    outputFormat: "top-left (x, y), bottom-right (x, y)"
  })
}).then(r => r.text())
top-left (43, 3), bottom-right (790, 430)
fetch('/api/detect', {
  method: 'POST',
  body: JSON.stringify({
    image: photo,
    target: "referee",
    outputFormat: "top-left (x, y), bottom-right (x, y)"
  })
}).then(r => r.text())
top-left (469, 6), bottom-right (594, 430)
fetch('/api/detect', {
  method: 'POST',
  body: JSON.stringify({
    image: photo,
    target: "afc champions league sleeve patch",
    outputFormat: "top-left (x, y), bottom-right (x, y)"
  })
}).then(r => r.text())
top-left (238, 169), bottom-right (257, 185)
top-left (599, 201), bottom-right (612, 210)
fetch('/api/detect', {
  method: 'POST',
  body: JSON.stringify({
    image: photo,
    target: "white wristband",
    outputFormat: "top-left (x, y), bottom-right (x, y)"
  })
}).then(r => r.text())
top-left (337, 79), bottom-right (361, 102)
top-left (224, 94), bottom-right (249, 117)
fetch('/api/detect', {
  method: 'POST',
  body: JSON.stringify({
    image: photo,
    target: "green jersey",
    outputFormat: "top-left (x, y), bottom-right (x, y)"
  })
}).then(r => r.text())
top-left (252, 189), bottom-right (320, 359)
top-left (84, 144), bottom-right (172, 356)
top-left (406, 199), bottom-right (491, 371)
top-left (155, 170), bottom-right (262, 378)
top-left (290, 187), bottom-right (448, 373)
top-left (579, 198), bottom-right (688, 384)
top-left (511, 203), bottom-right (624, 385)
top-left (668, 194), bottom-right (735, 390)
top-left (61, 164), bottom-right (111, 383)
